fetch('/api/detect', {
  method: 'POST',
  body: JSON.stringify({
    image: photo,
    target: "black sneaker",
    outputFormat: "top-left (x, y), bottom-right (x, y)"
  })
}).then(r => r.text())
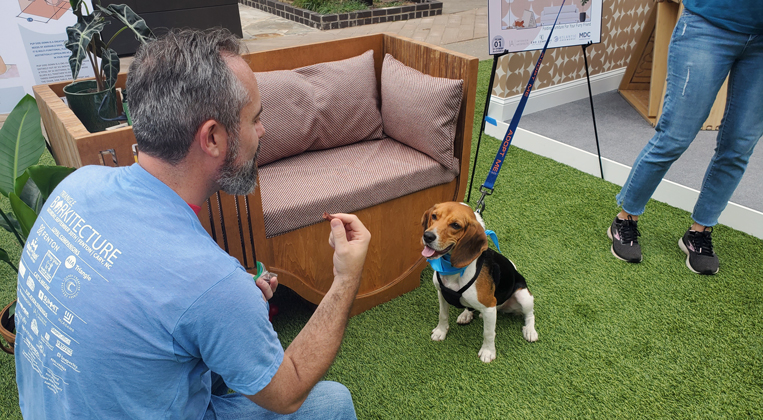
top-left (679, 228), bottom-right (719, 275)
top-left (607, 216), bottom-right (642, 263)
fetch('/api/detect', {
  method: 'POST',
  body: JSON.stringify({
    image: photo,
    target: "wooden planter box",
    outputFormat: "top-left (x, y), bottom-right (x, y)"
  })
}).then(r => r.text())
top-left (34, 33), bottom-right (478, 315)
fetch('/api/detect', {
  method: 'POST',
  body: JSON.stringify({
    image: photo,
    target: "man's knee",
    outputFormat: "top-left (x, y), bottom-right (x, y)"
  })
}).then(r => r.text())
top-left (310, 381), bottom-right (356, 420)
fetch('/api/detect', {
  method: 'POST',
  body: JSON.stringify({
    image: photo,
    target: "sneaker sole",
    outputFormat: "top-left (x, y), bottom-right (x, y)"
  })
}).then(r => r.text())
top-left (608, 226), bottom-right (642, 263)
top-left (678, 237), bottom-right (718, 275)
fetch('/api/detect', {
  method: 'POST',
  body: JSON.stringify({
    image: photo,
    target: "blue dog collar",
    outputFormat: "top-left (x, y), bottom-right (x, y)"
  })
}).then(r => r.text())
top-left (428, 231), bottom-right (501, 276)
top-left (427, 254), bottom-right (466, 276)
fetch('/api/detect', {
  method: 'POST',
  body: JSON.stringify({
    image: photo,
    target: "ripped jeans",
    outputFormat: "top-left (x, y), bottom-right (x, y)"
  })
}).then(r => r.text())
top-left (616, 8), bottom-right (763, 227)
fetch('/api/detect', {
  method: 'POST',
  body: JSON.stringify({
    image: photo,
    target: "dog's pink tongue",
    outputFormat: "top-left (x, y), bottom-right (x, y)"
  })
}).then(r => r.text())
top-left (422, 246), bottom-right (436, 258)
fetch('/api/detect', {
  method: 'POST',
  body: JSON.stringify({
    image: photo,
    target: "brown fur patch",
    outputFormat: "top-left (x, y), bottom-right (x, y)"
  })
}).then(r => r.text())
top-left (475, 266), bottom-right (497, 307)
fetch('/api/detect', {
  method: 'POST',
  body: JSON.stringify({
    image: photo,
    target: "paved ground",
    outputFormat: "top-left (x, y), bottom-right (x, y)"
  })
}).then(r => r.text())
top-left (238, 0), bottom-right (491, 60)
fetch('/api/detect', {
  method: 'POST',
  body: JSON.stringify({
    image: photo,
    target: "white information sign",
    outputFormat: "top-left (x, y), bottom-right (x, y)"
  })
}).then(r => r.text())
top-left (0, 0), bottom-right (94, 113)
top-left (488, 0), bottom-right (602, 55)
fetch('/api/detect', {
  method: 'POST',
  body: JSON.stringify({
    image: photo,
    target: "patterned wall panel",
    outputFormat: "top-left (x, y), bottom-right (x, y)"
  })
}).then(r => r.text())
top-left (493, 0), bottom-right (652, 98)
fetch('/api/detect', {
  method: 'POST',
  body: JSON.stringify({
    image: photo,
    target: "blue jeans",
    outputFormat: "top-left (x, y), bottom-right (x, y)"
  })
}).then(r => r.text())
top-left (616, 8), bottom-right (763, 227)
top-left (204, 373), bottom-right (357, 420)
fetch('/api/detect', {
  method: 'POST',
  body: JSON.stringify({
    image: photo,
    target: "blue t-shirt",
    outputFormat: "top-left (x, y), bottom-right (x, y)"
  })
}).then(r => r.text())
top-left (15, 164), bottom-right (284, 419)
top-left (683, 0), bottom-right (763, 34)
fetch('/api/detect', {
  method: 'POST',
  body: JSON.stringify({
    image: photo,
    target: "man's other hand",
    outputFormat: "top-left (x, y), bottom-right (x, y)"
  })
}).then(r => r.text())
top-left (256, 275), bottom-right (278, 301)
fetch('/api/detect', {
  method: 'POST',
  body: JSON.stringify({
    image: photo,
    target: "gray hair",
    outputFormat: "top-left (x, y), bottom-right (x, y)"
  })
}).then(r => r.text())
top-left (126, 28), bottom-right (250, 164)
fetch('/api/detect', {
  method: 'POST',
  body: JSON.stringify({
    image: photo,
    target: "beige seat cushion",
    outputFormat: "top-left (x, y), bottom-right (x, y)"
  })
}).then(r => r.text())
top-left (380, 54), bottom-right (464, 172)
top-left (254, 50), bottom-right (383, 166)
top-left (258, 137), bottom-right (458, 238)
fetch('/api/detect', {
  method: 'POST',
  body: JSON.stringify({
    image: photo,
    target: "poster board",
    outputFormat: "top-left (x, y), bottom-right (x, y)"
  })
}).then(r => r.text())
top-left (488, 0), bottom-right (603, 55)
top-left (0, 0), bottom-right (94, 114)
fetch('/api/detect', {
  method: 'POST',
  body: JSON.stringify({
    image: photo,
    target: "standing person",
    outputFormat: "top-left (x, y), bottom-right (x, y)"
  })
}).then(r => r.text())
top-left (15, 28), bottom-right (370, 419)
top-left (608, 0), bottom-right (763, 274)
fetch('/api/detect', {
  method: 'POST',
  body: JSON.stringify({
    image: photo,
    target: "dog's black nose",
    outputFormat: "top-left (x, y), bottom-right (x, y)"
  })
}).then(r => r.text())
top-left (423, 231), bottom-right (436, 244)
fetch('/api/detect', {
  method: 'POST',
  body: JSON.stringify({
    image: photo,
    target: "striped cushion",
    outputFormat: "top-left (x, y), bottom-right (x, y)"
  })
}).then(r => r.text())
top-left (258, 137), bottom-right (458, 238)
top-left (254, 50), bottom-right (383, 166)
top-left (381, 54), bottom-right (463, 172)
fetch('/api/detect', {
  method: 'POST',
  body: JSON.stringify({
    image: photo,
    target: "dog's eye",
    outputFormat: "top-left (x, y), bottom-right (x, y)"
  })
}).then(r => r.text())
top-left (431, 214), bottom-right (437, 220)
top-left (450, 223), bottom-right (461, 230)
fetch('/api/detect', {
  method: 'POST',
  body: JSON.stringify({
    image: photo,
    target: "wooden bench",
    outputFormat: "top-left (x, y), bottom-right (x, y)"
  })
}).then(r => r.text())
top-left (34, 33), bottom-right (478, 315)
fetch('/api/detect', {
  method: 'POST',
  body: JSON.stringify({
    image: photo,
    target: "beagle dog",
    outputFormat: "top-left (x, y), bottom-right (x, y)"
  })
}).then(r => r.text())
top-left (421, 202), bottom-right (538, 363)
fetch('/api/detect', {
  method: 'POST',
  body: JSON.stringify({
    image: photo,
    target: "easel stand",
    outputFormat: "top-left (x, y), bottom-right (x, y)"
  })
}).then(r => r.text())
top-left (467, 51), bottom-right (507, 203)
top-left (468, 0), bottom-right (601, 208)
top-left (581, 41), bottom-right (604, 179)
top-left (467, 44), bottom-right (606, 201)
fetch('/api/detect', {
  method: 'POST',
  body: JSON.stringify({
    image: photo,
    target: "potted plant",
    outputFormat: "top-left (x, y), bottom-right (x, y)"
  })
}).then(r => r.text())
top-left (0, 94), bottom-right (76, 354)
top-left (63, 0), bottom-right (154, 133)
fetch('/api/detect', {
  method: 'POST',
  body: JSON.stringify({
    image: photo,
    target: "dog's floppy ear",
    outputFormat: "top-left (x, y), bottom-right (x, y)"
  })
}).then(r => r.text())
top-left (450, 221), bottom-right (488, 268)
top-left (421, 205), bottom-right (435, 230)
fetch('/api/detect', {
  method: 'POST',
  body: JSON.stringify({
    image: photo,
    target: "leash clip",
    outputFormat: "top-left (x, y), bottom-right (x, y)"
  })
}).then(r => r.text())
top-left (474, 186), bottom-right (493, 215)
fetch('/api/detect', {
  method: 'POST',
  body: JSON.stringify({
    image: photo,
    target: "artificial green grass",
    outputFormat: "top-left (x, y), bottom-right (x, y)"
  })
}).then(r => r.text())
top-left (1, 61), bottom-right (762, 419)
top-left (270, 60), bottom-right (763, 418)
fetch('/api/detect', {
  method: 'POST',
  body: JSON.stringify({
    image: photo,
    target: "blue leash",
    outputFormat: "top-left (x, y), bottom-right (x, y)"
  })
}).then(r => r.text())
top-left (474, 0), bottom-right (566, 215)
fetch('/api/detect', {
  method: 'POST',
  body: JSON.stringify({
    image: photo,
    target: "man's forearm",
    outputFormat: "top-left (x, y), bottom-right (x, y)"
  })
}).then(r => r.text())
top-left (250, 213), bottom-right (369, 414)
top-left (247, 273), bottom-right (360, 413)
top-left (288, 273), bottom-right (360, 369)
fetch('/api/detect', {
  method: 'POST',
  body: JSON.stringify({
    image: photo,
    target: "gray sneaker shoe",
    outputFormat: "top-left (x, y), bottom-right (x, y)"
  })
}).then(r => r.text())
top-left (678, 228), bottom-right (719, 275)
top-left (607, 216), bottom-right (642, 263)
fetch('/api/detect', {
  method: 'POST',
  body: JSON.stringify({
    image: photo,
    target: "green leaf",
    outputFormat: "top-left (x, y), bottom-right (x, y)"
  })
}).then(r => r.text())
top-left (13, 171), bottom-right (30, 198)
top-left (91, 33), bottom-right (108, 64)
top-left (0, 95), bottom-right (45, 198)
top-left (8, 301), bottom-right (15, 319)
top-left (65, 13), bottom-right (108, 81)
top-left (9, 192), bottom-right (37, 240)
top-left (100, 48), bottom-right (120, 90)
top-left (70, 0), bottom-right (84, 17)
top-left (13, 171), bottom-right (42, 214)
top-left (26, 165), bottom-right (76, 203)
top-left (0, 211), bottom-right (22, 238)
top-left (100, 4), bottom-right (155, 45)
top-left (0, 249), bottom-right (12, 266)
top-left (0, 248), bottom-right (17, 273)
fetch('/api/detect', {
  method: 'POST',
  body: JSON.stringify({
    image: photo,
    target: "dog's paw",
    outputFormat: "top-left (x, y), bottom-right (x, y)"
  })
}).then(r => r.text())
top-left (456, 309), bottom-right (474, 325)
top-left (431, 326), bottom-right (449, 341)
top-left (522, 326), bottom-right (538, 342)
top-left (478, 346), bottom-right (496, 363)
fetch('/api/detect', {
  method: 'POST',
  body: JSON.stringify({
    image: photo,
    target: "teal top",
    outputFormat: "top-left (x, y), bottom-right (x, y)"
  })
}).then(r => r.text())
top-left (683, 0), bottom-right (763, 34)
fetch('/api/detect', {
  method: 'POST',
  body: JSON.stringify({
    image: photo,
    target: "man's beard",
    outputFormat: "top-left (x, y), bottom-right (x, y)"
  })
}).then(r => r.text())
top-left (217, 134), bottom-right (260, 196)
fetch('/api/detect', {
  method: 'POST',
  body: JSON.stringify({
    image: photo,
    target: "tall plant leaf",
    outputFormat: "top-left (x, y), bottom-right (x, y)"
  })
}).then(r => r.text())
top-left (0, 95), bottom-right (45, 198)
top-left (0, 211), bottom-right (22, 239)
top-left (13, 171), bottom-right (42, 214)
top-left (0, 248), bottom-right (17, 273)
top-left (14, 171), bottom-right (30, 198)
top-left (100, 4), bottom-right (155, 45)
top-left (69, 0), bottom-right (84, 16)
top-left (8, 193), bottom-right (35, 240)
top-left (65, 13), bottom-right (108, 81)
top-left (100, 48), bottom-right (120, 90)
top-left (27, 166), bottom-right (76, 203)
